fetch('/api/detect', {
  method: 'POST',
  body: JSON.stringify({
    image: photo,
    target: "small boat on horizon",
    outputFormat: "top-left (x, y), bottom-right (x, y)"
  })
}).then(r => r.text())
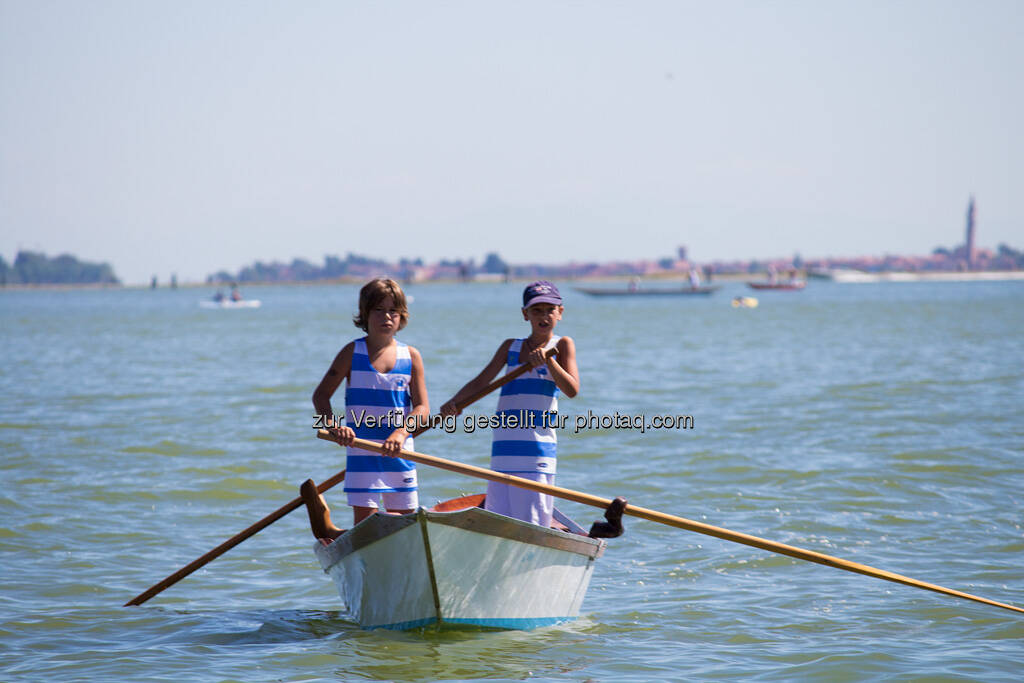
top-left (731, 296), bottom-right (759, 308)
top-left (199, 298), bottom-right (262, 308)
top-left (575, 284), bottom-right (720, 297)
top-left (313, 496), bottom-right (605, 630)
top-left (746, 281), bottom-right (805, 291)
top-left (202, 284), bottom-right (259, 308)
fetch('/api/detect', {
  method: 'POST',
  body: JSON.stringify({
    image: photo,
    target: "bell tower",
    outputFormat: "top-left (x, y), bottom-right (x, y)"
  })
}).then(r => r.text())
top-left (965, 196), bottom-right (976, 269)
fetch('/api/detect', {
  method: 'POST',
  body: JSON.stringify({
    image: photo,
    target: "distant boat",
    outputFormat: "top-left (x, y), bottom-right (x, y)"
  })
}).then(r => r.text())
top-left (575, 285), bottom-right (720, 297)
top-left (807, 268), bottom-right (875, 282)
top-left (731, 296), bottom-right (759, 308)
top-left (199, 299), bottom-right (261, 309)
top-left (747, 281), bottom-right (805, 291)
top-left (807, 268), bottom-right (843, 280)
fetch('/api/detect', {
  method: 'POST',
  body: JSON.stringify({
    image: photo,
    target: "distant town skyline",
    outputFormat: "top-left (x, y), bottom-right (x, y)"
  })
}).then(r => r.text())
top-left (205, 194), bottom-right (1024, 283)
top-left (8, 190), bottom-right (1019, 286)
top-left (3, 2), bottom-right (1022, 285)
top-left (5, 207), bottom-right (1022, 287)
top-left (5, 192), bottom-right (1023, 286)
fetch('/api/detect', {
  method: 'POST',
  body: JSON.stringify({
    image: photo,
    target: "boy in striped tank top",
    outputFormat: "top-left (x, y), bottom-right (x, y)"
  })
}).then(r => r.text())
top-left (304, 278), bottom-right (429, 538)
top-left (440, 281), bottom-right (580, 529)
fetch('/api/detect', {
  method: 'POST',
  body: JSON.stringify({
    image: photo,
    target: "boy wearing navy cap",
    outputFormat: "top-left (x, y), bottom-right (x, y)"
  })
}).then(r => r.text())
top-left (441, 281), bottom-right (580, 528)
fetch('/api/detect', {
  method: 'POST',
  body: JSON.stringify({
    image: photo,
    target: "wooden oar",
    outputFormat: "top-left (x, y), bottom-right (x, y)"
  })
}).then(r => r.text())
top-left (124, 348), bottom-right (555, 607)
top-left (317, 432), bottom-right (1024, 616)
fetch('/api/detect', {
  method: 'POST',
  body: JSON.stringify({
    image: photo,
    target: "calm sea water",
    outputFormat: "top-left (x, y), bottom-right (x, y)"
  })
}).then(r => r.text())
top-left (1, 280), bottom-right (1022, 682)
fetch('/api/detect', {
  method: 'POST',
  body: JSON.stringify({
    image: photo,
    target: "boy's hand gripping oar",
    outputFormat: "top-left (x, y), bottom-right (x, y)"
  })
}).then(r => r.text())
top-left (124, 348), bottom-right (555, 607)
top-left (316, 432), bottom-right (1024, 616)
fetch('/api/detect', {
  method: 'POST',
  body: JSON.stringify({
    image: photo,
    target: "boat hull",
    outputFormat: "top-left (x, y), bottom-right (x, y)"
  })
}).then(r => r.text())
top-left (199, 299), bottom-right (262, 308)
top-left (575, 285), bottom-right (719, 296)
top-left (746, 282), bottom-right (805, 291)
top-left (314, 506), bottom-right (604, 630)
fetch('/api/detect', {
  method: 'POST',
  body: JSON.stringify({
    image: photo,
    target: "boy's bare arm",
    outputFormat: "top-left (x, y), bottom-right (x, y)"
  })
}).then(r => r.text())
top-left (313, 342), bottom-right (355, 443)
top-left (440, 339), bottom-right (514, 415)
top-left (313, 343), bottom-right (354, 413)
top-left (545, 336), bottom-right (579, 398)
top-left (407, 346), bottom-right (430, 419)
top-left (381, 346), bottom-right (429, 456)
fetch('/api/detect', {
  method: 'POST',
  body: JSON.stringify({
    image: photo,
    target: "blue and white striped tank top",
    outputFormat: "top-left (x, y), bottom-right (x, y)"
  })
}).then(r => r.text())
top-left (490, 337), bottom-right (559, 474)
top-left (343, 338), bottom-right (417, 493)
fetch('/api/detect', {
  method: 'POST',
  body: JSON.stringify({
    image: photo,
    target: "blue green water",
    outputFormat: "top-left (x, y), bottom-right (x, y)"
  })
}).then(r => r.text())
top-left (2, 280), bottom-right (1022, 681)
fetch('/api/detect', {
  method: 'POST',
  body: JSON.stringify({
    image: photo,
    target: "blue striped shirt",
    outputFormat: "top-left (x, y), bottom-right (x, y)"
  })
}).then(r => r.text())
top-left (490, 337), bottom-right (559, 474)
top-left (343, 338), bottom-right (417, 493)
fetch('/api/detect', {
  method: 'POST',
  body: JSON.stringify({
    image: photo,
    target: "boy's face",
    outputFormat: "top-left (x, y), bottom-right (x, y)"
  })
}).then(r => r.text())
top-left (368, 295), bottom-right (402, 336)
top-left (522, 303), bottom-right (563, 333)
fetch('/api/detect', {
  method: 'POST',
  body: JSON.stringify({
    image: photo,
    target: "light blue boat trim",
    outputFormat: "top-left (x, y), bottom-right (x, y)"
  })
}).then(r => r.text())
top-left (442, 616), bottom-right (575, 630)
top-left (366, 615), bottom-right (575, 631)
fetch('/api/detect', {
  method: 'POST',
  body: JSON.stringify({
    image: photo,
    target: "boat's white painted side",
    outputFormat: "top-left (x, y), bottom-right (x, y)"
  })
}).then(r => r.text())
top-left (426, 519), bottom-right (597, 627)
top-left (321, 520), bottom-right (435, 629)
top-left (315, 506), bottom-right (603, 630)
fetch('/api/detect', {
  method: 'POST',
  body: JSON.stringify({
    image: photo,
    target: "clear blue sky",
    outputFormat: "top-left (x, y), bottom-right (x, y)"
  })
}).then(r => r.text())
top-left (2, 1), bottom-right (1021, 284)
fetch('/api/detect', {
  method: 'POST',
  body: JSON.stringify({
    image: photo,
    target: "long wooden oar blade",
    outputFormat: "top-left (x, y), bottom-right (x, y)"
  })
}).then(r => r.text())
top-left (318, 432), bottom-right (1024, 616)
top-left (124, 470), bottom-right (347, 606)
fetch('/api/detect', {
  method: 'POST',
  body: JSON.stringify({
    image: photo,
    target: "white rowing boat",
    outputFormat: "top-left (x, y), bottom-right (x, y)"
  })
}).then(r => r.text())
top-left (313, 498), bottom-right (605, 630)
top-left (199, 299), bottom-right (261, 309)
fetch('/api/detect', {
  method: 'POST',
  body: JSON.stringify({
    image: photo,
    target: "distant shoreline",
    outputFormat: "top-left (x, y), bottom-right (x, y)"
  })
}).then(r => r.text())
top-left (3, 270), bottom-right (1023, 291)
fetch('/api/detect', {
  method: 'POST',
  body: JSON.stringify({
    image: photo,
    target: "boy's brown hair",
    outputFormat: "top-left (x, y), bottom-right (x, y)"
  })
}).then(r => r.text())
top-left (353, 278), bottom-right (409, 332)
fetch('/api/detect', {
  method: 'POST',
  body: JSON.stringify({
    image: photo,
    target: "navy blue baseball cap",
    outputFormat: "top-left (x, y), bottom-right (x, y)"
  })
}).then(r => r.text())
top-left (522, 280), bottom-right (562, 308)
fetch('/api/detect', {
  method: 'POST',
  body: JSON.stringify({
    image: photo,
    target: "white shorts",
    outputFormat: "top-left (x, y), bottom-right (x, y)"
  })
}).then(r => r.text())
top-left (485, 472), bottom-right (555, 528)
top-left (346, 489), bottom-right (418, 511)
